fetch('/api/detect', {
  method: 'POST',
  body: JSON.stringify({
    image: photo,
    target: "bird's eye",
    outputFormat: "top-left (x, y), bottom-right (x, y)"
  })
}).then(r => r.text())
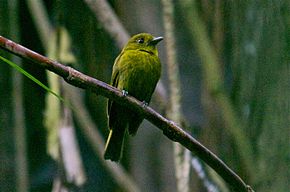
top-left (137, 38), bottom-right (144, 44)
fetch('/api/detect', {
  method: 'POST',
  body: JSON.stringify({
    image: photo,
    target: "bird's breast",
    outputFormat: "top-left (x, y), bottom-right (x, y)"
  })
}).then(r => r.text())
top-left (118, 51), bottom-right (161, 101)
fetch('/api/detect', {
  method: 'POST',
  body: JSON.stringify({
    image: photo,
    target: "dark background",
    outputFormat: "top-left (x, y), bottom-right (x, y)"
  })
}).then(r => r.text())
top-left (0, 0), bottom-right (289, 191)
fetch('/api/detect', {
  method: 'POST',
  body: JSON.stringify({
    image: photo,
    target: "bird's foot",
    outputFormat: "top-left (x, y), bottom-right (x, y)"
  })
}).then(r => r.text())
top-left (142, 101), bottom-right (149, 107)
top-left (122, 90), bottom-right (129, 96)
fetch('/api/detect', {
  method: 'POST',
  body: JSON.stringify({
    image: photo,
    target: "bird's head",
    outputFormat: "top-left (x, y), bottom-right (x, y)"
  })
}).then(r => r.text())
top-left (123, 33), bottom-right (163, 56)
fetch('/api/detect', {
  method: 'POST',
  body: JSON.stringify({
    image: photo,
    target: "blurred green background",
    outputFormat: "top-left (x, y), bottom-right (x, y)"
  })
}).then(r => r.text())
top-left (0, 0), bottom-right (289, 191)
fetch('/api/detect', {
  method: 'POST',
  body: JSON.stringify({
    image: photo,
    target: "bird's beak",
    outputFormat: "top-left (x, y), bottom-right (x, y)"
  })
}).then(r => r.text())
top-left (149, 36), bottom-right (163, 46)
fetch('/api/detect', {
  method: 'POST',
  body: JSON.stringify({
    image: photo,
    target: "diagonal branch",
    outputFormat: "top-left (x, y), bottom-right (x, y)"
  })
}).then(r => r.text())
top-left (0, 35), bottom-right (253, 192)
top-left (84, 0), bottom-right (129, 49)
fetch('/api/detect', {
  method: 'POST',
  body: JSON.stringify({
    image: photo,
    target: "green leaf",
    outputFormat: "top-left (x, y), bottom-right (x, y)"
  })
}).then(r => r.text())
top-left (0, 55), bottom-right (68, 106)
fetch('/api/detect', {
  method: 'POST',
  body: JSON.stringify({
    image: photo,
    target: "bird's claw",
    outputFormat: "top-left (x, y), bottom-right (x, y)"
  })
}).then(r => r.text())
top-left (122, 90), bottom-right (129, 96)
top-left (142, 101), bottom-right (148, 107)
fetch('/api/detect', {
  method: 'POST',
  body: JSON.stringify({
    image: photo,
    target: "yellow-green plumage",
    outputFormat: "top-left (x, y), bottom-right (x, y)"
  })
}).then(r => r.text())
top-left (104, 33), bottom-right (163, 161)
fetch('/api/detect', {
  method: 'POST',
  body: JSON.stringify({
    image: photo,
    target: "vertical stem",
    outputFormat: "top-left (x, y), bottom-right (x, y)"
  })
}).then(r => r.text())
top-left (69, 89), bottom-right (141, 192)
top-left (161, 1), bottom-right (190, 192)
top-left (179, 0), bottom-right (254, 181)
top-left (84, 0), bottom-right (129, 48)
top-left (9, 0), bottom-right (29, 191)
top-left (26, 0), bottom-right (52, 46)
top-left (58, 96), bottom-right (86, 187)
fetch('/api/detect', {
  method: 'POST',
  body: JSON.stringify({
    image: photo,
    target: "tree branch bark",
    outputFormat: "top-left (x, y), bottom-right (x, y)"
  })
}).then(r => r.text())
top-left (0, 35), bottom-right (253, 192)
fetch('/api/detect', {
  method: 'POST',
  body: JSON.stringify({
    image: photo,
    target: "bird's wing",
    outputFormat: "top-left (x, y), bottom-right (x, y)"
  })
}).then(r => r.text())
top-left (107, 54), bottom-right (122, 116)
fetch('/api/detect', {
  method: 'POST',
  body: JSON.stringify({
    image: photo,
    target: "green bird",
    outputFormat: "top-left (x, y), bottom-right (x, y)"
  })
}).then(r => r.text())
top-left (104, 33), bottom-right (163, 161)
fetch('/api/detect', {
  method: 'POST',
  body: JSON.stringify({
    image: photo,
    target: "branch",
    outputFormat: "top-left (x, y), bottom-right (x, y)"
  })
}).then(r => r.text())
top-left (0, 35), bottom-right (253, 192)
top-left (84, 0), bottom-right (129, 49)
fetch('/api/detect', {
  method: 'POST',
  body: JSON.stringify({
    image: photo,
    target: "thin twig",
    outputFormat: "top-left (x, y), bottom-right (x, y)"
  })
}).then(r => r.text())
top-left (0, 35), bottom-right (253, 192)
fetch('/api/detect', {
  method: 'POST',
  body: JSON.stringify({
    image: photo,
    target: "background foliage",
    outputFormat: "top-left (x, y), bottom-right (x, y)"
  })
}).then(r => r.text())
top-left (0, 0), bottom-right (289, 191)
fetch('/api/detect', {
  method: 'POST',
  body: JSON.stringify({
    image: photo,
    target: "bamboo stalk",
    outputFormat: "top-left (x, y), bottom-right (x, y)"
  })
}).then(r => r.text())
top-left (161, 1), bottom-right (191, 192)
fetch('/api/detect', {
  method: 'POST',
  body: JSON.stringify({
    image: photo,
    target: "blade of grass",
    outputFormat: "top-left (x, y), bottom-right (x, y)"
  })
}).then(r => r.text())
top-left (0, 55), bottom-right (68, 105)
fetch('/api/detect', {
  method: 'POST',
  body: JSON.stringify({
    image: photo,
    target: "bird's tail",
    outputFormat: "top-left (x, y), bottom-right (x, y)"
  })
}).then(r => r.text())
top-left (104, 127), bottom-right (125, 162)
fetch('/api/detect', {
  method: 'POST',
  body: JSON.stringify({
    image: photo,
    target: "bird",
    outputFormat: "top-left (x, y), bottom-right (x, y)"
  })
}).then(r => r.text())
top-left (104, 33), bottom-right (163, 161)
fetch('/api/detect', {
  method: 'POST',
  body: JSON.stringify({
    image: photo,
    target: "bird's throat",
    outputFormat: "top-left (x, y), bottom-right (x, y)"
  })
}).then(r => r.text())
top-left (139, 49), bottom-right (154, 55)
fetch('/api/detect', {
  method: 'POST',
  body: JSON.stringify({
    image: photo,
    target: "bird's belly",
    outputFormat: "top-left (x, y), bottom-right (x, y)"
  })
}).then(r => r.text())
top-left (119, 61), bottom-right (160, 102)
